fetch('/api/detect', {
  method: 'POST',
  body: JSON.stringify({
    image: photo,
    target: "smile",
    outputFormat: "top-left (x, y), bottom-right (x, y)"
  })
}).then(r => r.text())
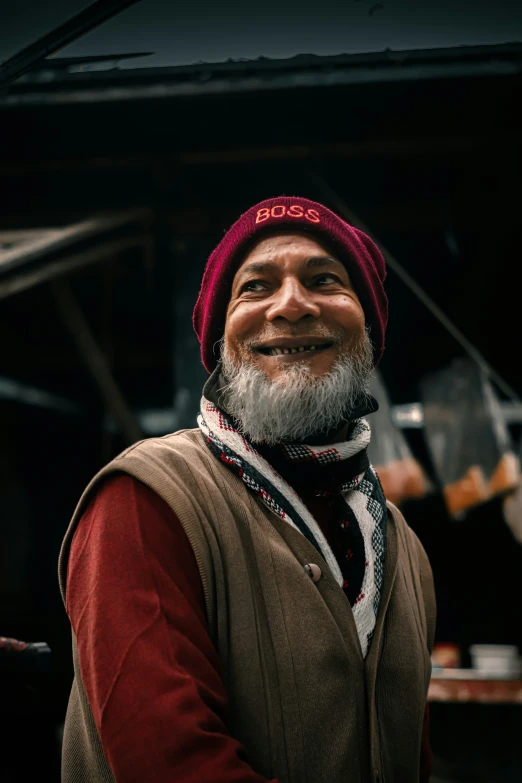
top-left (258, 342), bottom-right (334, 357)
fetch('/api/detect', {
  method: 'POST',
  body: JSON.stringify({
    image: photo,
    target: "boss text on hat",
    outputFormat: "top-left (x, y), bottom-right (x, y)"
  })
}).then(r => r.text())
top-left (255, 205), bottom-right (321, 224)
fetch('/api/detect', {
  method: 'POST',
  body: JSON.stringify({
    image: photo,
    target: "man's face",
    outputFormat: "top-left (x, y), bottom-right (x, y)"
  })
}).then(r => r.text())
top-left (224, 232), bottom-right (366, 380)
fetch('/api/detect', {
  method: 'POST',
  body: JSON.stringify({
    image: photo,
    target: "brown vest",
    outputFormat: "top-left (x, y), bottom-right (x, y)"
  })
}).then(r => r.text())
top-left (58, 429), bottom-right (436, 783)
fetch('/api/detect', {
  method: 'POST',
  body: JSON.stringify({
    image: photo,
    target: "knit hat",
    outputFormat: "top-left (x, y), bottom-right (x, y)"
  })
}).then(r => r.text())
top-left (193, 196), bottom-right (388, 372)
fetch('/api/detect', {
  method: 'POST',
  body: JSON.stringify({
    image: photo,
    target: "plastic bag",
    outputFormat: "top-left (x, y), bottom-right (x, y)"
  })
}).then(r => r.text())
top-left (503, 434), bottom-right (522, 546)
top-left (503, 481), bottom-right (522, 546)
top-left (367, 372), bottom-right (429, 506)
top-left (420, 358), bottom-right (520, 518)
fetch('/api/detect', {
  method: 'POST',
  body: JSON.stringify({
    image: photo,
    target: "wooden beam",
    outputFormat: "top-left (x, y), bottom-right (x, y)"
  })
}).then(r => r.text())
top-left (0, 235), bottom-right (150, 301)
top-left (51, 279), bottom-right (143, 446)
top-left (0, 209), bottom-right (152, 273)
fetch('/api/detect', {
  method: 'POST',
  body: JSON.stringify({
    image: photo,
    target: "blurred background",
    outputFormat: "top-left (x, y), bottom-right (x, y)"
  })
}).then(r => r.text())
top-left (1, 1), bottom-right (521, 780)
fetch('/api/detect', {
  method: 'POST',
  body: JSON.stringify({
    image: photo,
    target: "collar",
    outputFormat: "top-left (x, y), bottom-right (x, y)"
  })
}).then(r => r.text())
top-left (203, 363), bottom-right (377, 494)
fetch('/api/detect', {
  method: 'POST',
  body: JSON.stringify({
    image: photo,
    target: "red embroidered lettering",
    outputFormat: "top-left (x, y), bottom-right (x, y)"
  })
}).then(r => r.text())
top-left (271, 205), bottom-right (286, 218)
top-left (287, 204), bottom-right (304, 218)
top-left (305, 208), bottom-right (321, 223)
top-left (256, 208), bottom-right (271, 223)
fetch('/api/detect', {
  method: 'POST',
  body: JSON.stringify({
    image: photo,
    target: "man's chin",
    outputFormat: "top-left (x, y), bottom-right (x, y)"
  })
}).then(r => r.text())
top-left (249, 351), bottom-right (339, 382)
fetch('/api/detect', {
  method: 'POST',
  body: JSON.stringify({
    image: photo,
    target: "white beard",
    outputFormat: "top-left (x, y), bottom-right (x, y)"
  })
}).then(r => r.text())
top-left (220, 329), bottom-right (374, 445)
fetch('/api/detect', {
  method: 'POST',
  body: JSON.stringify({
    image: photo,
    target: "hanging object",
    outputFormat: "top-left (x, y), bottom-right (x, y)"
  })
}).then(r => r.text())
top-left (420, 358), bottom-right (520, 518)
top-left (367, 373), bottom-right (430, 506)
top-left (502, 436), bottom-right (522, 546)
top-left (503, 481), bottom-right (522, 546)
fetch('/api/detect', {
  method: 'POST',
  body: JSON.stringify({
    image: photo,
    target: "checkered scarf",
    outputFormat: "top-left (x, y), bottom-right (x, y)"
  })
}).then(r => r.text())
top-left (198, 395), bottom-right (388, 657)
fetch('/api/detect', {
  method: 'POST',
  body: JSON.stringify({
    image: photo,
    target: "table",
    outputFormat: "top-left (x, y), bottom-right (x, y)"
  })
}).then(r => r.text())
top-left (428, 673), bottom-right (522, 780)
top-left (429, 673), bottom-right (522, 704)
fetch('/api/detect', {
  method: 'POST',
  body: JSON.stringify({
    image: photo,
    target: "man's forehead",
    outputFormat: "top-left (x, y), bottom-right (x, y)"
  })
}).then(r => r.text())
top-left (237, 231), bottom-right (340, 270)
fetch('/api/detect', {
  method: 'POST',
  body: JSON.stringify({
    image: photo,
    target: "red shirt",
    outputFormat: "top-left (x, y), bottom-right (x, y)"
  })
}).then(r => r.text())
top-left (67, 473), bottom-right (432, 782)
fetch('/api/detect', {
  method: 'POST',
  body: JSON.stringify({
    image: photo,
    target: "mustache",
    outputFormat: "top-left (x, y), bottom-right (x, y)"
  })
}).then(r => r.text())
top-left (244, 324), bottom-right (345, 350)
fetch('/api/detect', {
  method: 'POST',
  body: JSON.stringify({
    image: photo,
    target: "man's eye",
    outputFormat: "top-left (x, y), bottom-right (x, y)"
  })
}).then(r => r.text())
top-left (241, 280), bottom-right (266, 293)
top-left (315, 274), bottom-right (340, 286)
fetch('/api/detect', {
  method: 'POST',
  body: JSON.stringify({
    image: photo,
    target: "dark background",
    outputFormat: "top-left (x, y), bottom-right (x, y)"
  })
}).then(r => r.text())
top-left (1, 2), bottom-right (522, 781)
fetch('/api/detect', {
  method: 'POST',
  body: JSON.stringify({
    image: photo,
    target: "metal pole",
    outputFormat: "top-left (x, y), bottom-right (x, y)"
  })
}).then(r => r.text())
top-left (51, 279), bottom-right (143, 446)
top-left (308, 170), bottom-right (520, 402)
top-left (0, 0), bottom-right (144, 89)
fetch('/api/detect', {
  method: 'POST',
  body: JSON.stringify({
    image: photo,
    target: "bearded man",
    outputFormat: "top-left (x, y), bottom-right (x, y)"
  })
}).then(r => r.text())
top-left (59, 197), bottom-right (436, 783)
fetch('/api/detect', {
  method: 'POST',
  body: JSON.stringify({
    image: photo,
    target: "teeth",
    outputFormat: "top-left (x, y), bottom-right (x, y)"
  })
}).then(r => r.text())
top-left (267, 345), bottom-right (322, 356)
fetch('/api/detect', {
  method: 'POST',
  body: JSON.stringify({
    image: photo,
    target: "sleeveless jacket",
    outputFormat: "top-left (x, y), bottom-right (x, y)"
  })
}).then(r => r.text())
top-left (58, 428), bottom-right (436, 783)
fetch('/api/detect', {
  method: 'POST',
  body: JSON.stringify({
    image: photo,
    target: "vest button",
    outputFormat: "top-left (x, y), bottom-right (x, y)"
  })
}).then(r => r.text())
top-left (304, 563), bottom-right (321, 583)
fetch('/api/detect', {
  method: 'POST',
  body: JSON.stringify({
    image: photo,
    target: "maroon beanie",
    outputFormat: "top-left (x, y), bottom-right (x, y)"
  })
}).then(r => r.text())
top-left (193, 196), bottom-right (388, 372)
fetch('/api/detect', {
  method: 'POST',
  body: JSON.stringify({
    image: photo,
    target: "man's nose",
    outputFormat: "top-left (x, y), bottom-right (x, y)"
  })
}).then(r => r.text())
top-left (265, 278), bottom-right (321, 323)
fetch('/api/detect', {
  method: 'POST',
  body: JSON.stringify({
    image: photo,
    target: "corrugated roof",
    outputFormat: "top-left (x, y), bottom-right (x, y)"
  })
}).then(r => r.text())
top-left (3, 43), bottom-right (522, 107)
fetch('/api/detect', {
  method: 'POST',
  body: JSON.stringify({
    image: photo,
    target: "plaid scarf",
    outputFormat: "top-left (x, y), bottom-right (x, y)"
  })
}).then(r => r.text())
top-left (198, 386), bottom-right (388, 658)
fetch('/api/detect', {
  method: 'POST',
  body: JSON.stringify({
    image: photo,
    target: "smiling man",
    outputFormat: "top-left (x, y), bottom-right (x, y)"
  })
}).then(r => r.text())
top-left (59, 197), bottom-right (436, 783)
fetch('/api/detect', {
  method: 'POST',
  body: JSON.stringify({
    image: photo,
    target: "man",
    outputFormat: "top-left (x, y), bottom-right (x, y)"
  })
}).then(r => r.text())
top-left (59, 196), bottom-right (436, 783)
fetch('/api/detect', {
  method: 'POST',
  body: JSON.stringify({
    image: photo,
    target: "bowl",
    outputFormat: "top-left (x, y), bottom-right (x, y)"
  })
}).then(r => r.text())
top-left (469, 644), bottom-right (520, 676)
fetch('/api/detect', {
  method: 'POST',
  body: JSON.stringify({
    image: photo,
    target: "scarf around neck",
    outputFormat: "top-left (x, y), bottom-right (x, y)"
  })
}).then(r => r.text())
top-left (197, 366), bottom-right (388, 657)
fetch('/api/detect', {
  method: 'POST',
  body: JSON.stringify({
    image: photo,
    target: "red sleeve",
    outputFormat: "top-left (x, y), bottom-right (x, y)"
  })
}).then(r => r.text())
top-left (66, 473), bottom-right (279, 783)
top-left (419, 703), bottom-right (432, 782)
